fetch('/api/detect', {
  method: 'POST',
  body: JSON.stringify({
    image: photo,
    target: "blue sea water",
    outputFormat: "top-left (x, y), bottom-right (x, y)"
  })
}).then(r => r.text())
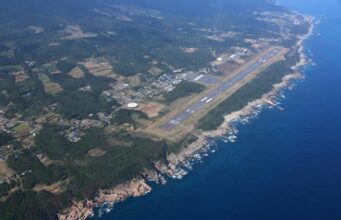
top-left (94, 1), bottom-right (341, 219)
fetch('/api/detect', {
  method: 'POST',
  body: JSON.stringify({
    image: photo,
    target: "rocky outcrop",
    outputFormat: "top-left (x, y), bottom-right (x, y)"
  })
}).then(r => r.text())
top-left (58, 200), bottom-right (94, 220)
top-left (143, 169), bottom-right (167, 185)
top-left (95, 179), bottom-right (151, 204)
top-left (58, 179), bottom-right (151, 220)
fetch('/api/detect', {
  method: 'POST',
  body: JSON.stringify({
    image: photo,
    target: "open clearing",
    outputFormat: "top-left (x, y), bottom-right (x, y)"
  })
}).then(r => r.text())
top-left (42, 62), bottom-right (61, 74)
top-left (14, 123), bottom-right (31, 136)
top-left (44, 82), bottom-right (63, 95)
top-left (0, 161), bottom-right (13, 180)
top-left (148, 66), bottom-right (163, 75)
top-left (61, 25), bottom-right (97, 40)
top-left (12, 71), bottom-right (29, 83)
top-left (35, 113), bottom-right (60, 124)
top-left (88, 148), bottom-right (106, 157)
top-left (82, 59), bottom-right (115, 78)
top-left (33, 179), bottom-right (69, 194)
top-left (68, 66), bottom-right (85, 78)
top-left (140, 102), bottom-right (165, 118)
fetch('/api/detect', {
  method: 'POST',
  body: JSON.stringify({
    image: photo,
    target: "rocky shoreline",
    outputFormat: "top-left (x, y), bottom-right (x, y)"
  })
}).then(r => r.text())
top-left (159, 14), bottom-right (315, 177)
top-left (57, 14), bottom-right (315, 220)
top-left (58, 179), bottom-right (151, 220)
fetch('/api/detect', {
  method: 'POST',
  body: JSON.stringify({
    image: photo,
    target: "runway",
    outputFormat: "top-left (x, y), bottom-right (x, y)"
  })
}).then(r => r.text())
top-left (160, 48), bottom-right (283, 131)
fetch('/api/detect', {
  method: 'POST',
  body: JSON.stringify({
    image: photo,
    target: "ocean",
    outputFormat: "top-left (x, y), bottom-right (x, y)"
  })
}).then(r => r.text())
top-left (92, 1), bottom-right (341, 219)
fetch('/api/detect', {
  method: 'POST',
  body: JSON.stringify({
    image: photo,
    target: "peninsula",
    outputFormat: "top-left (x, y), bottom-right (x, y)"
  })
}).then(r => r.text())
top-left (0, 0), bottom-right (314, 219)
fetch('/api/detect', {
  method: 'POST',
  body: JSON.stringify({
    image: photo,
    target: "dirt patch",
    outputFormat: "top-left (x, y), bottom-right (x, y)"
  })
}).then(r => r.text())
top-left (15, 74), bottom-right (29, 83)
top-left (44, 82), bottom-right (63, 95)
top-left (10, 70), bottom-right (29, 83)
top-left (217, 63), bottom-right (238, 74)
top-left (36, 153), bottom-right (53, 166)
top-left (88, 148), bottom-right (106, 157)
top-left (82, 59), bottom-right (115, 78)
top-left (140, 103), bottom-right (164, 118)
top-left (68, 66), bottom-right (85, 78)
top-left (21, 137), bottom-right (33, 148)
top-left (33, 179), bottom-right (69, 194)
top-left (0, 162), bottom-right (13, 180)
top-left (35, 113), bottom-right (60, 124)
top-left (148, 66), bottom-right (163, 75)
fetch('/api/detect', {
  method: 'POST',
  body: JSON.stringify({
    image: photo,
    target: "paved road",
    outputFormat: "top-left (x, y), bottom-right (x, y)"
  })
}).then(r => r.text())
top-left (160, 48), bottom-right (283, 131)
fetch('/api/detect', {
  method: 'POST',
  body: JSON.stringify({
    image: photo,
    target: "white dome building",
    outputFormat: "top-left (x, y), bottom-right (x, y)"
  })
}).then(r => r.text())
top-left (127, 102), bottom-right (139, 109)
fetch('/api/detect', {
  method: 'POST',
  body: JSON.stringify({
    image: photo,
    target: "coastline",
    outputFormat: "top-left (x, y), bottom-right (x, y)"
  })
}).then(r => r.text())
top-left (169, 14), bottom-right (315, 168)
top-left (58, 14), bottom-right (315, 220)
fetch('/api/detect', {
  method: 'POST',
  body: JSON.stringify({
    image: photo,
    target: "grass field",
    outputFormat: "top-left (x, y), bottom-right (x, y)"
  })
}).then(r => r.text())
top-left (14, 123), bottom-right (31, 136)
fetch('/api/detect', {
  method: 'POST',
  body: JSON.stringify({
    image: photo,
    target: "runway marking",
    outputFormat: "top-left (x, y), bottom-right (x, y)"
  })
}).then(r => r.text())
top-left (159, 48), bottom-right (285, 131)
